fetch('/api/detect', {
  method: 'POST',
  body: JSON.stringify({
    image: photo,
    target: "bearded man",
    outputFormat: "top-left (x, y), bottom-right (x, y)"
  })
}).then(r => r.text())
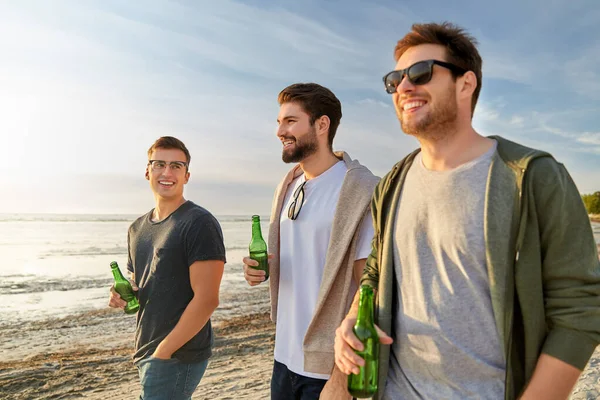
top-left (243, 83), bottom-right (379, 399)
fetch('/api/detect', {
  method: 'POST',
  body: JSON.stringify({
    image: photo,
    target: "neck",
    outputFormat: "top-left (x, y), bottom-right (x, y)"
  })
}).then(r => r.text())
top-left (418, 124), bottom-right (493, 171)
top-left (298, 147), bottom-right (340, 180)
top-left (152, 196), bottom-right (186, 222)
top-left (357, 287), bottom-right (374, 324)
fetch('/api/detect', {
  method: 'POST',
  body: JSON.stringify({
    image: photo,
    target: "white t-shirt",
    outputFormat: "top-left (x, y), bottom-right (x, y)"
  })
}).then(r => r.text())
top-left (274, 160), bottom-right (374, 379)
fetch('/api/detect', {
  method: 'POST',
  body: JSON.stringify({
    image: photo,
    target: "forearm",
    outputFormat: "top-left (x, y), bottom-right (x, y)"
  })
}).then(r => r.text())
top-left (347, 291), bottom-right (360, 319)
top-left (519, 354), bottom-right (581, 400)
top-left (157, 295), bottom-right (219, 356)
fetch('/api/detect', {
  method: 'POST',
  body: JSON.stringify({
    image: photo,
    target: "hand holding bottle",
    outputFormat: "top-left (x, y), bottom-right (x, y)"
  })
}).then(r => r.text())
top-left (108, 261), bottom-right (140, 314)
top-left (109, 281), bottom-right (138, 308)
top-left (243, 215), bottom-right (271, 286)
top-left (334, 287), bottom-right (393, 375)
top-left (242, 254), bottom-right (273, 286)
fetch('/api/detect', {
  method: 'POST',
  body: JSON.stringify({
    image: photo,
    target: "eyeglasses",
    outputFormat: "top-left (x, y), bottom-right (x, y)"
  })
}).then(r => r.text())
top-left (148, 160), bottom-right (188, 171)
top-left (382, 59), bottom-right (467, 94)
top-left (287, 180), bottom-right (307, 221)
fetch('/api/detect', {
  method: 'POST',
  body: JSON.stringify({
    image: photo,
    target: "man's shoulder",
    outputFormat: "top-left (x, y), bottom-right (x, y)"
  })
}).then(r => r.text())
top-left (490, 135), bottom-right (569, 188)
top-left (343, 157), bottom-right (380, 189)
top-left (527, 156), bottom-right (573, 195)
top-left (178, 201), bottom-right (221, 227)
top-left (128, 211), bottom-right (151, 233)
top-left (492, 135), bottom-right (554, 169)
top-left (182, 201), bottom-right (210, 216)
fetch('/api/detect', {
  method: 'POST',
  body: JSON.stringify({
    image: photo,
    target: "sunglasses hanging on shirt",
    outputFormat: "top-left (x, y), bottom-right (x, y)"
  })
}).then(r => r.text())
top-left (287, 180), bottom-right (307, 221)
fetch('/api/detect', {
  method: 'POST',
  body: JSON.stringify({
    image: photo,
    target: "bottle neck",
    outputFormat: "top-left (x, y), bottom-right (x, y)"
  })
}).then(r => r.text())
top-left (111, 267), bottom-right (125, 281)
top-left (251, 221), bottom-right (263, 238)
top-left (356, 289), bottom-right (374, 325)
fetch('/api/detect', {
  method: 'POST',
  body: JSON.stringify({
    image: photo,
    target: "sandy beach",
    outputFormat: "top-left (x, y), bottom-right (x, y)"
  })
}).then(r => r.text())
top-left (0, 309), bottom-right (274, 400)
top-left (2, 269), bottom-right (600, 399)
top-left (0, 277), bottom-right (273, 400)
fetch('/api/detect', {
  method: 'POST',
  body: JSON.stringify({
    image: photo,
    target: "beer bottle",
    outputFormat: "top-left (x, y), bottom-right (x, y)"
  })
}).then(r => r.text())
top-left (348, 285), bottom-right (379, 398)
top-left (249, 215), bottom-right (269, 281)
top-left (110, 261), bottom-right (140, 314)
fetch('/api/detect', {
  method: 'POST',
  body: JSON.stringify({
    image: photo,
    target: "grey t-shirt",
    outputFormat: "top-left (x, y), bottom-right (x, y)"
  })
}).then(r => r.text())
top-left (384, 141), bottom-right (506, 399)
top-left (127, 200), bottom-right (226, 364)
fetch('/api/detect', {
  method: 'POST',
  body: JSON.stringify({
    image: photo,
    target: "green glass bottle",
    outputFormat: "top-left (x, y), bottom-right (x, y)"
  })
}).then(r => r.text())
top-left (348, 285), bottom-right (379, 398)
top-left (110, 261), bottom-right (140, 314)
top-left (249, 215), bottom-right (269, 281)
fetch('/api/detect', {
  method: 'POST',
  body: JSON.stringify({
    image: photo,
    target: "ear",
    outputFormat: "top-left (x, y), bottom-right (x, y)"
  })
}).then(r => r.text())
top-left (184, 171), bottom-right (190, 184)
top-left (316, 115), bottom-right (330, 138)
top-left (145, 168), bottom-right (150, 180)
top-left (458, 71), bottom-right (477, 101)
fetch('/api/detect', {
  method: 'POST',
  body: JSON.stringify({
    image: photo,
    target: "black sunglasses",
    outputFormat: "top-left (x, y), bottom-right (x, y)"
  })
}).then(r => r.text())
top-left (382, 59), bottom-right (467, 94)
top-left (287, 180), bottom-right (307, 221)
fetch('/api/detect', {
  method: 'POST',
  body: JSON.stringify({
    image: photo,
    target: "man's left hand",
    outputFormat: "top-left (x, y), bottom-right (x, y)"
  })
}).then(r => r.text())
top-left (152, 345), bottom-right (173, 360)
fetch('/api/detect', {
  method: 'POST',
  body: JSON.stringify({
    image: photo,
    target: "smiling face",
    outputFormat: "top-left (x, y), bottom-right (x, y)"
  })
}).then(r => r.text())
top-left (276, 101), bottom-right (319, 163)
top-left (146, 147), bottom-right (190, 201)
top-left (393, 44), bottom-right (459, 140)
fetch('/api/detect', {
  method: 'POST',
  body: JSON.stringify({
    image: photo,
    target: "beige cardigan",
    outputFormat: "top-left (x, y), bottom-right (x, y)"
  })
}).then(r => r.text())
top-left (267, 151), bottom-right (379, 376)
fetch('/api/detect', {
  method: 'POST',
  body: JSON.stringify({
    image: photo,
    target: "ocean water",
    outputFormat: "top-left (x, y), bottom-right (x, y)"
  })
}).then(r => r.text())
top-left (0, 213), bottom-right (269, 324)
top-left (0, 214), bottom-right (599, 324)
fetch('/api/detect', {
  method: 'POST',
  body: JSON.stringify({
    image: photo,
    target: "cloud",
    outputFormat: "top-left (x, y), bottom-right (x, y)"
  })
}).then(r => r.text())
top-left (564, 46), bottom-right (600, 99)
top-left (534, 115), bottom-right (600, 154)
top-left (577, 133), bottom-right (600, 146)
top-left (357, 98), bottom-right (390, 108)
top-left (475, 103), bottom-right (501, 122)
top-left (0, 0), bottom-right (599, 214)
top-left (85, 1), bottom-right (374, 89)
top-left (509, 116), bottom-right (524, 127)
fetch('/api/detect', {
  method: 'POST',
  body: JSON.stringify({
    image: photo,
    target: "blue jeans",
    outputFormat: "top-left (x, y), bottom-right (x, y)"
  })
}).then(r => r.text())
top-left (271, 360), bottom-right (327, 400)
top-left (136, 356), bottom-right (209, 400)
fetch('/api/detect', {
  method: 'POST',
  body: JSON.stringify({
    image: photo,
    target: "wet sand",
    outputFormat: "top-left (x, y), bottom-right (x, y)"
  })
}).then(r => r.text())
top-left (1, 281), bottom-right (599, 399)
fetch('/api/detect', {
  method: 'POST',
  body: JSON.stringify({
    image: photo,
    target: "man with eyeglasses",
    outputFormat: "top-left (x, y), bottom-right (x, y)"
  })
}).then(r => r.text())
top-left (108, 136), bottom-right (226, 400)
top-left (333, 22), bottom-right (600, 399)
top-left (242, 83), bottom-right (379, 399)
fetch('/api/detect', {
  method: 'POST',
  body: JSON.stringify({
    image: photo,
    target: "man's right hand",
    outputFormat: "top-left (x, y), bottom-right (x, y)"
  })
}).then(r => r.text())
top-left (242, 255), bottom-right (271, 286)
top-left (108, 280), bottom-right (138, 309)
top-left (334, 316), bottom-right (393, 375)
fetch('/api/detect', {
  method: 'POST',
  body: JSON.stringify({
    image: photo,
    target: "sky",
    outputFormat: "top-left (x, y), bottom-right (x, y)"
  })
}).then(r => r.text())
top-left (1, 0), bottom-right (599, 215)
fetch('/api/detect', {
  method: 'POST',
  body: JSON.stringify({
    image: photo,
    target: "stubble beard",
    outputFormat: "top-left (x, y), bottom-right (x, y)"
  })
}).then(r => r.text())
top-left (398, 87), bottom-right (459, 142)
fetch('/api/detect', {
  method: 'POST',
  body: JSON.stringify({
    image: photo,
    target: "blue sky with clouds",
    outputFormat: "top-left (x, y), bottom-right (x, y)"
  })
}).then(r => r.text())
top-left (2, 0), bottom-right (599, 215)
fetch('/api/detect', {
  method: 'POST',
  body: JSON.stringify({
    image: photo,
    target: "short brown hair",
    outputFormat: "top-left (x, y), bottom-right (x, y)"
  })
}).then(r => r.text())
top-left (147, 136), bottom-right (191, 165)
top-left (394, 22), bottom-right (482, 114)
top-left (278, 83), bottom-right (342, 149)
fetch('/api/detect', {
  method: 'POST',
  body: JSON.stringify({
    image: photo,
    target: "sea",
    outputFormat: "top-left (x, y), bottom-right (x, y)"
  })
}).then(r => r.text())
top-left (0, 213), bottom-right (269, 324)
top-left (0, 214), bottom-right (599, 325)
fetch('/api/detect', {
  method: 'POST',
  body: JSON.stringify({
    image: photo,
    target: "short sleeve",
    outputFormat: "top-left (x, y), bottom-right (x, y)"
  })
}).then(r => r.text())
top-left (355, 210), bottom-right (375, 261)
top-left (184, 214), bottom-right (227, 267)
top-left (126, 230), bottom-right (134, 273)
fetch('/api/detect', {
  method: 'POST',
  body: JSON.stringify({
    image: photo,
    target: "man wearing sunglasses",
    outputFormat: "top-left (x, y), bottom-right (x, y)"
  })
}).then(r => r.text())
top-left (334, 22), bottom-right (600, 399)
top-left (108, 136), bottom-right (226, 400)
top-left (242, 83), bottom-right (379, 399)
